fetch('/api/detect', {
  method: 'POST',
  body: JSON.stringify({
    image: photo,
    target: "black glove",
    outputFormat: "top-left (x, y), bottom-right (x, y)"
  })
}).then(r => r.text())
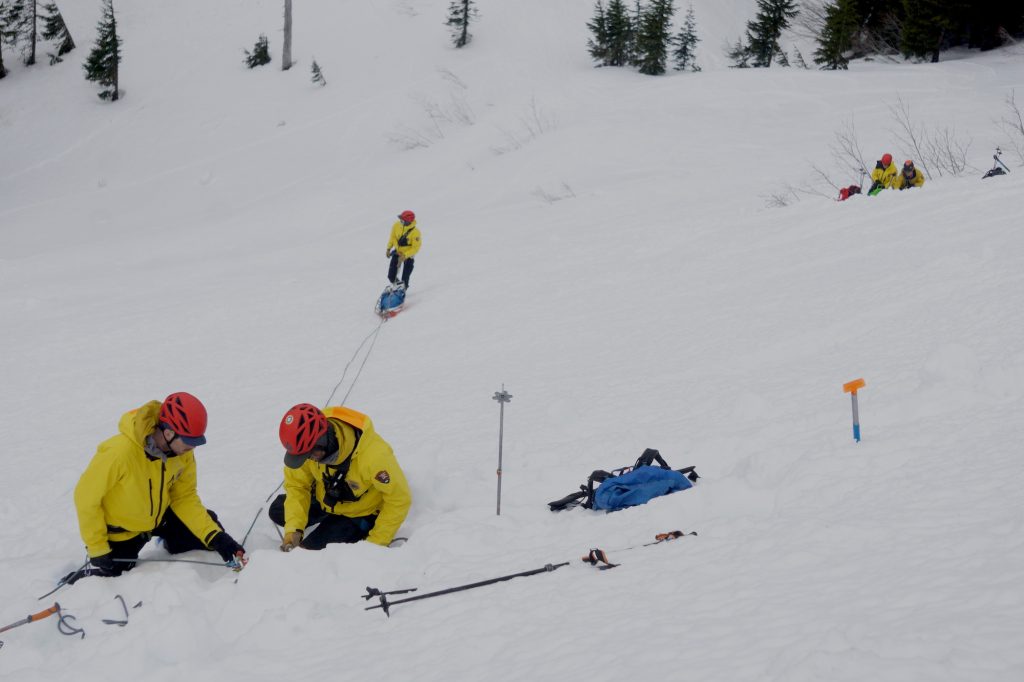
top-left (90, 552), bottom-right (117, 576)
top-left (209, 532), bottom-right (245, 562)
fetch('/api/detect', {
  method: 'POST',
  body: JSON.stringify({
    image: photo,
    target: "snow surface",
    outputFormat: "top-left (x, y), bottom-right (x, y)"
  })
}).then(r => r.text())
top-left (2, 1), bottom-right (1024, 680)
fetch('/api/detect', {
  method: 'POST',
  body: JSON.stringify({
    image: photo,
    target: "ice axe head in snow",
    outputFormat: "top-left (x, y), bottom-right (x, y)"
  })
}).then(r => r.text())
top-left (280, 403), bottom-right (329, 468)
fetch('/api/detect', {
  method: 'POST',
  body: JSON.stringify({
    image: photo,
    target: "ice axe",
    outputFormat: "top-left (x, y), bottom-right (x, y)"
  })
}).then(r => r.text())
top-left (0, 603), bottom-right (63, 648)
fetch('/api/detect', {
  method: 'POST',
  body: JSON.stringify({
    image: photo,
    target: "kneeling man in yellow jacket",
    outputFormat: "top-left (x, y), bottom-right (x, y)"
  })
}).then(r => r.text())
top-left (74, 392), bottom-right (247, 578)
top-left (271, 403), bottom-right (411, 551)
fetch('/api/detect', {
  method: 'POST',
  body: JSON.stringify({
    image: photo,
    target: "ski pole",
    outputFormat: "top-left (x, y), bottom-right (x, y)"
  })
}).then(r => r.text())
top-left (995, 151), bottom-right (1011, 173)
top-left (364, 561), bottom-right (569, 617)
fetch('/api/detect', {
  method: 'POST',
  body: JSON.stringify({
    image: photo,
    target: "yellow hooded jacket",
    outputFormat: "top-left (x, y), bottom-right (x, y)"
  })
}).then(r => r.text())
top-left (282, 407), bottom-right (411, 546)
top-left (894, 168), bottom-right (925, 189)
top-left (870, 161), bottom-right (899, 190)
top-left (386, 220), bottom-right (422, 260)
top-left (74, 401), bottom-right (221, 558)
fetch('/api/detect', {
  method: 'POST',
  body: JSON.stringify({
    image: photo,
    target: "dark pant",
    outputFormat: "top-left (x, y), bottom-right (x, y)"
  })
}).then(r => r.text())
top-left (387, 254), bottom-right (414, 287)
top-left (106, 507), bottom-right (222, 575)
top-left (268, 494), bottom-right (376, 550)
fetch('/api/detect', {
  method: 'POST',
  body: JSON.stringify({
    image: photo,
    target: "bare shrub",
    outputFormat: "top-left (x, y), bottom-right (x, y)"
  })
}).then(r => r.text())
top-left (387, 89), bottom-right (475, 150)
top-left (889, 96), bottom-right (972, 178)
top-left (532, 182), bottom-right (576, 204)
top-left (491, 97), bottom-right (557, 155)
top-left (999, 90), bottom-right (1024, 164)
top-left (828, 117), bottom-right (869, 182)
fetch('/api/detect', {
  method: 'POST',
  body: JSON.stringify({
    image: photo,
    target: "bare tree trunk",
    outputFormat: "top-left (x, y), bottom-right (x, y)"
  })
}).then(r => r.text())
top-left (27, 0), bottom-right (37, 65)
top-left (282, 0), bottom-right (292, 71)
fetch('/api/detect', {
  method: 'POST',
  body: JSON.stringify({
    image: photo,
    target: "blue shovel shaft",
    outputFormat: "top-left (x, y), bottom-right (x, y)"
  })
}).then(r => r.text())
top-left (851, 393), bottom-right (861, 442)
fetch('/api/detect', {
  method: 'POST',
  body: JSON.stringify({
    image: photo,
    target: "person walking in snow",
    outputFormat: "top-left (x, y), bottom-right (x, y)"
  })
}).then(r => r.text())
top-left (73, 392), bottom-right (247, 578)
top-left (868, 153), bottom-right (899, 193)
top-left (385, 210), bottom-right (421, 290)
top-left (271, 403), bottom-right (411, 551)
top-left (894, 159), bottom-right (925, 190)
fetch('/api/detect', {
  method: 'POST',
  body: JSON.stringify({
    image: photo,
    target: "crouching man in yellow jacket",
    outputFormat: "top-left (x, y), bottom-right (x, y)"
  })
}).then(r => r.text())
top-left (894, 159), bottom-right (926, 190)
top-left (270, 404), bottom-right (411, 550)
top-left (73, 392), bottom-right (247, 578)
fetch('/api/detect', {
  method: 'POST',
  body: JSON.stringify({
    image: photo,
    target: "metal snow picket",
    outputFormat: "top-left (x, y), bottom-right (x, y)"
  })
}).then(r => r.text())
top-left (493, 385), bottom-right (512, 516)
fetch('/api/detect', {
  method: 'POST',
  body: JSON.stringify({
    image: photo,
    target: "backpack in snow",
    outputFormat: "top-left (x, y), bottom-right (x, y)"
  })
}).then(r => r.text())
top-left (547, 448), bottom-right (699, 512)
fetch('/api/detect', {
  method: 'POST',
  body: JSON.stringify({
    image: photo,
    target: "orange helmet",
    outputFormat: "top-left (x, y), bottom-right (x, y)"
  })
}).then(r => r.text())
top-left (280, 403), bottom-right (328, 466)
top-left (398, 210), bottom-right (415, 223)
top-left (159, 392), bottom-right (208, 446)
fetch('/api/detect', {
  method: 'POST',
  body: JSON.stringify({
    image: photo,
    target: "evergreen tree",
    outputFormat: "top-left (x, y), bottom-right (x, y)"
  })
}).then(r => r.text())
top-left (310, 59), bottom-right (326, 86)
top-left (244, 34), bottom-right (270, 68)
top-left (446, 0), bottom-right (478, 49)
top-left (586, 0), bottom-right (610, 64)
top-left (776, 47), bottom-right (790, 66)
top-left (0, 0), bottom-right (13, 77)
top-left (0, 14), bottom-right (7, 78)
top-left (671, 4), bottom-right (700, 71)
top-left (744, 0), bottom-right (799, 67)
top-left (726, 38), bottom-right (751, 67)
top-left (82, 0), bottom-right (120, 100)
top-left (900, 0), bottom-right (953, 62)
top-left (813, 0), bottom-right (858, 69)
top-left (604, 0), bottom-right (634, 66)
top-left (634, 0), bottom-right (674, 75)
top-left (41, 2), bottom-right (74, 63)
top-left (4, 0), bottom-right (37, 65)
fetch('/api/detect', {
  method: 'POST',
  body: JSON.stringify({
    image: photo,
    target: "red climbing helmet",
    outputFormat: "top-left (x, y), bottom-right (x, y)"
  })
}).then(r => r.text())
top-left (159, 392), bottom-right (208, 446)
top-left (881, 153), bottom-right (893, 167)
top-left (280, 403), bottom-right (328, 466)
top-left (398, 210), bottom-right (415, 224)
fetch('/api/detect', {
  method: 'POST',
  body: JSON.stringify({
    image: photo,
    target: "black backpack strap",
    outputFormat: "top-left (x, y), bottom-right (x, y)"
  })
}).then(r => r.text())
top-left (548, 488), bottom-right (587, 512)
top-left (582, 470), bottom-right (614, 509)
top-left (634, 448), bottom-right (670, 470)
top-left (676, 465), bottom-right (700, 483)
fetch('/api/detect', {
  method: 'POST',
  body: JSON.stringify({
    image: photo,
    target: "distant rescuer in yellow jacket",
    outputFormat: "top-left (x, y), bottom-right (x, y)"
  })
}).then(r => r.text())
top-left (868, 153), bottom-right (899, 193)
top-left (894, 159), bottom-right (926, 190)
top-left (385, 210), bottom-right (422, 291)
top-left (270, 403), bottom-right (411, 551)
top-left (73, 392), bottom-right (247, 578)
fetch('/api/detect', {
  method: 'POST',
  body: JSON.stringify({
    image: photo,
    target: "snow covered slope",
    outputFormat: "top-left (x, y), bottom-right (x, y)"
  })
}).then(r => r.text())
top-left (1, 1), bottom-right (1023, 680)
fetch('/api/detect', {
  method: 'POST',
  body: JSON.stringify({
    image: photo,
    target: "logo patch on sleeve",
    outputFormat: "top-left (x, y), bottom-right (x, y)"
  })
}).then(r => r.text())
top-left (375, 470), bottom-right (391, 484)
